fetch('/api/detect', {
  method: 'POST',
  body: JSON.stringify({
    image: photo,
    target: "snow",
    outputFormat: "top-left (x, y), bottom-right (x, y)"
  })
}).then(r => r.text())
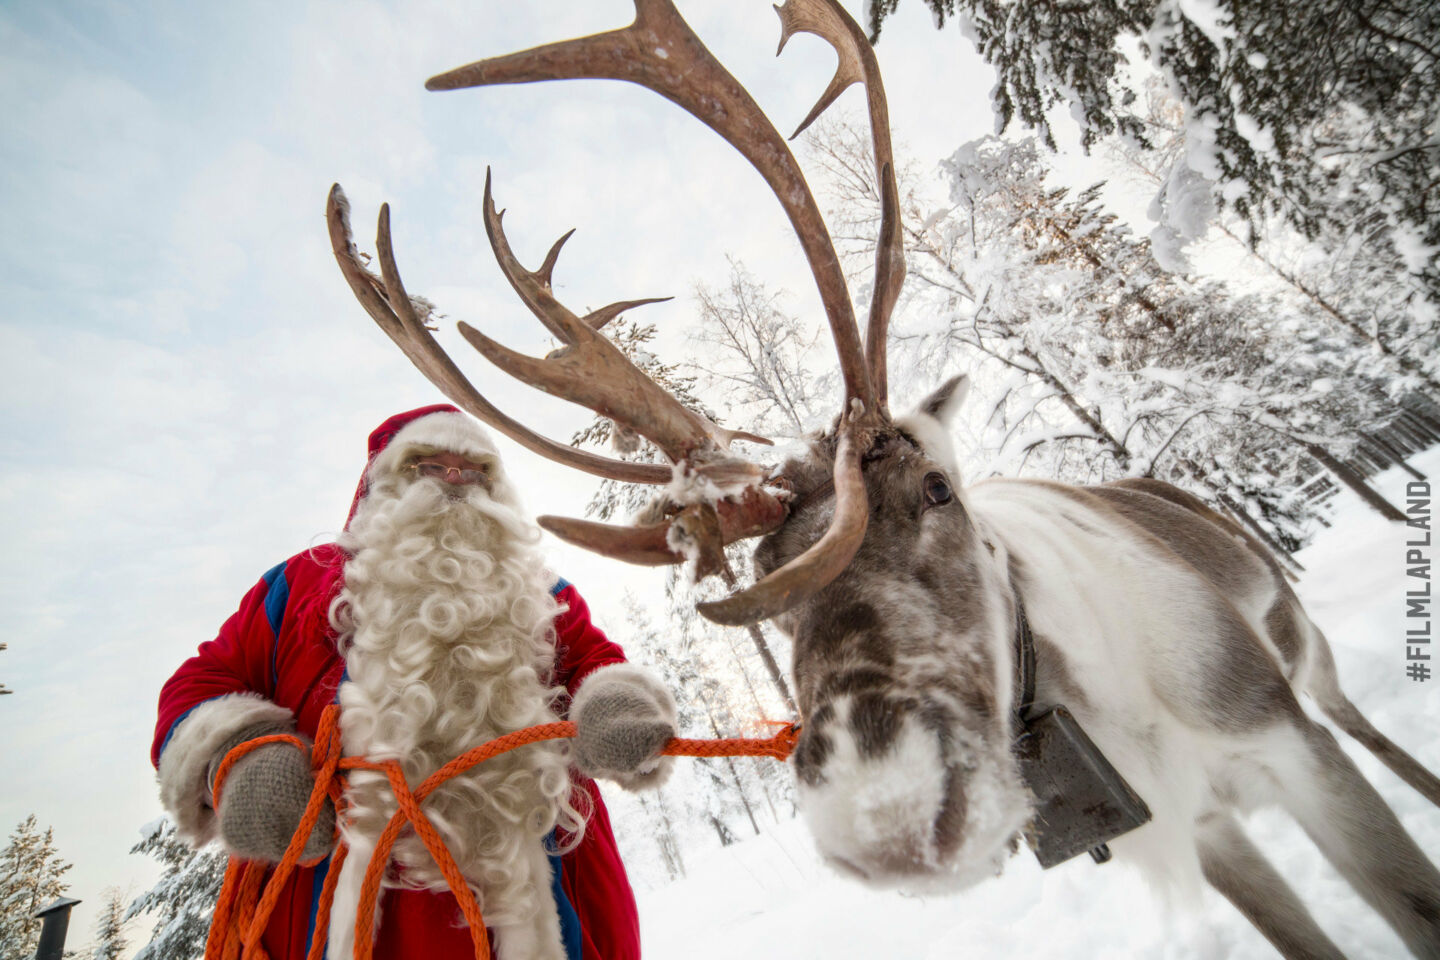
top-left (1147, 157), bottom-right (1217, 273)
top-left (636, 448), bottom-right (1440, 958)
top-left (1233, 111), bottom-right (1275, 155)
top-left (1392, 223), bottom-right (1439, 277)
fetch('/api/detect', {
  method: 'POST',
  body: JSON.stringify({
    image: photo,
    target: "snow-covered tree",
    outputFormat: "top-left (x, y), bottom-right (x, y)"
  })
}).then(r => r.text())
top-left (868, 0), bottom-right (1440, 326)
top-left (691, 258), bottom-right (832, 439)
top-left (1114, 81), bottom-right (1440, 399)
top-left (89, 889), bottom-right (129, 960)
top-left (568, 310), bottom-right (795, 710)
top-left (603, 585), bottom-right (796, 880)
top-left (125, 818), bottom-right (227, 960)
top-left (807, 122), bottom-right (1409, 543)
top-left (0, 815), bottom-right (73, 959)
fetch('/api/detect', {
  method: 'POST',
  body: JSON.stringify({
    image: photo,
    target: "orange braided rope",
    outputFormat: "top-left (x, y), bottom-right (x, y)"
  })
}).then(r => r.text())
top-left (204, 703), bottom-right (799, 960)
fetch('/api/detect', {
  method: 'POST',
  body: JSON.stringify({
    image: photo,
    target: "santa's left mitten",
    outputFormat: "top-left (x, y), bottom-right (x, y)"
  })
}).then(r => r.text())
top-left (571, 664), bottom-right (677, 790)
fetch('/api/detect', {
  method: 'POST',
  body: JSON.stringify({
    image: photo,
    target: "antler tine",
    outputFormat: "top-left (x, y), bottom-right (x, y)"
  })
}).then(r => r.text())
top-left (327, 183), bottom-right (670, 484)
top-left (776, 0), bottom-right (904, 415)
top-left (481, 173), bottom-right (601, 346)
top-left (583, 298), bottom-right (669, 332)
top-left (475, 172), bottom-right (770, 463)
top-left (696, 424), bottom-right (869, 625)
top-left (537, 485), bottom-right (790, 566)
top-left (427, 0), bottom-right (877, 420)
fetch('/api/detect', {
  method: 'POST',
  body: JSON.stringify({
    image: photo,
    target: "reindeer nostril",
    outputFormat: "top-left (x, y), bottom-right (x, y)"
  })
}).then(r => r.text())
top-left (794, 726), bottom-right (833, 787)
top-left (850, 692), bottom-right (906, 758)
top-left (932, 766), bottom-right (969, 858)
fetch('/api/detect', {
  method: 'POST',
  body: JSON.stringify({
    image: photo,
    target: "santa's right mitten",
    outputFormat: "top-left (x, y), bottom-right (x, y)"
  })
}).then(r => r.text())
top-left (209, 725), bottom-right (335, 863)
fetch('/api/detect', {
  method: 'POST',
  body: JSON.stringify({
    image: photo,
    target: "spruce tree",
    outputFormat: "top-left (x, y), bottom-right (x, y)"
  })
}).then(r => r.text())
top-left (125, 819), bottom-right (227, 960)
top-left (0, 815), bottom-right (73, 959)
top-left (90, 890), bottom-right (128, 960)
top-left (1115, 82), bottom-right (1440, 399)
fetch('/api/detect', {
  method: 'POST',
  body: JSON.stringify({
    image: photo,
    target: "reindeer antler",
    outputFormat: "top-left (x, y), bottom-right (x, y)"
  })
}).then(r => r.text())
top-left (333, 0), bottom-right (905, 624)
top-left (775, 0), bottom-right (905, 414)
top-left (426, 0), bottom-right (881, 419)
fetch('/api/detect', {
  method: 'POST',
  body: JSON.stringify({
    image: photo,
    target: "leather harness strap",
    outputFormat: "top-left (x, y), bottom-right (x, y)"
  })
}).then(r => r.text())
top-left (1014, 593), bottom-right (1037, 727)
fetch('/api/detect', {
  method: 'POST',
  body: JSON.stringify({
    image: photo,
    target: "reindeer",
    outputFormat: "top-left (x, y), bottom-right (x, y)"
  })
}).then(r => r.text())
top-left (324, 1), bottom-right (1440, 956)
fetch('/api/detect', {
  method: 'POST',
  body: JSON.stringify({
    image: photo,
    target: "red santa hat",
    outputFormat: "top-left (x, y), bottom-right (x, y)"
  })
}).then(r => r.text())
top-left (346, 404), bottom-right (502, 527)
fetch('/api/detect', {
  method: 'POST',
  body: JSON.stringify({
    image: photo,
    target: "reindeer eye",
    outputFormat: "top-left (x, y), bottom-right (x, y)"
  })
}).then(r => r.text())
top-left (923, 472), bottom-right (953, 507)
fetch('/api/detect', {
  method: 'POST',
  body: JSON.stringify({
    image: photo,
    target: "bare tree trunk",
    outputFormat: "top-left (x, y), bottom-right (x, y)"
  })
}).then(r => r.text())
top-left (1305, 442), bottom-right (1408, 522)
top-left (696, 684), bottom-right (763, 837)
top-left (1363, 431), bottom-right (1427, 480)
top-left (1216, 492), bottom-right (1307, 575)
top-left (721, 566), bottom-right (796, 713)
top-left (708, 812), bottom-right (738, 847)
top-left (1214, 223), bottom-right (1440, 396)
top-left (637, 793), bottom-right (686, 880)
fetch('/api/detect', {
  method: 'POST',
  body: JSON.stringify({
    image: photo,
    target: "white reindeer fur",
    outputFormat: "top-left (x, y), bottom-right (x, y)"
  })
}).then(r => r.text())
top-left (800, 691), bottom-right (1031, 892)
top-left (967, 480), bottom-right (1259, 895)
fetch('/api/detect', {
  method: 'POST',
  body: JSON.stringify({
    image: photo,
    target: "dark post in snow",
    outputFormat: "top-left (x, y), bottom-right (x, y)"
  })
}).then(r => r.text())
top-left (31, 897), bottom-right (81, 960)
top-left (1, 641), bottom-right (12, 694)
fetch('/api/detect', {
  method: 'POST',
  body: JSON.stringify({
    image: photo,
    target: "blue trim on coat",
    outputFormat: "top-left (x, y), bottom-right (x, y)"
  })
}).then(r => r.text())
top-left (262, 561), bottom-right (290, 688)
top-left (304, 854), bottom-right (332, 956)
top-left (158, 698), bottom-right (210, 759)
top-left (550, 577), bottom-right (571, 597)
top-left (547, 833), bottom-right (583, 960)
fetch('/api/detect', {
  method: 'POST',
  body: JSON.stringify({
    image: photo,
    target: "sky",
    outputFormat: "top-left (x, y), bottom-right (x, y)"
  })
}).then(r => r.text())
top-left (0, 0), bottom-right (1024, 944)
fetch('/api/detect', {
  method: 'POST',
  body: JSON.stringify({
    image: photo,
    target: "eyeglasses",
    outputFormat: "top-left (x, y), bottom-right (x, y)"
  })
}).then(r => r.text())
top-left (405, 460), bottom-right (490, 484)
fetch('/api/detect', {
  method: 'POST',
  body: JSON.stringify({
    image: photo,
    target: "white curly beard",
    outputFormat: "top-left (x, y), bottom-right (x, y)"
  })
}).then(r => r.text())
top-left (325, 472), bottom-right (584, 960)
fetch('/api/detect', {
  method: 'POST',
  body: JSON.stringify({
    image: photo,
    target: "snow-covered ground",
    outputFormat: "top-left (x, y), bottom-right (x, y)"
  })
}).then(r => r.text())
top-left (637, 450), bottom-right (1440, 959)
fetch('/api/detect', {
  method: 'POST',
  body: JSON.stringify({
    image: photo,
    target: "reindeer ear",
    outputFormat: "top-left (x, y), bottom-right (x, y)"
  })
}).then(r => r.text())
top-left (918, 374), bottom-right (970, 425)
top-left (897, 374), bottom-right (970, 473)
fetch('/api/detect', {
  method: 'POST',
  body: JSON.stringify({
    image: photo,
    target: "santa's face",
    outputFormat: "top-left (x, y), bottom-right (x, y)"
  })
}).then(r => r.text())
top-left (402, 450), bottom-right (495, 492)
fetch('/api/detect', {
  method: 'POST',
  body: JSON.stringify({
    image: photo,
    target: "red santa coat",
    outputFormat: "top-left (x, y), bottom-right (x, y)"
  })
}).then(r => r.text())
top-left (151, 547), bottom-right (642, 960)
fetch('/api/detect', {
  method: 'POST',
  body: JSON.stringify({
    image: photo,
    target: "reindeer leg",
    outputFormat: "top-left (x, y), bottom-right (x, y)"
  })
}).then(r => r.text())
top-left (1197, 811), bottom-right (1347, 960)
top-left (1302, 630), bottom-right (1440, 807)
top-left (1281, 720), bottom-right (1440, 959)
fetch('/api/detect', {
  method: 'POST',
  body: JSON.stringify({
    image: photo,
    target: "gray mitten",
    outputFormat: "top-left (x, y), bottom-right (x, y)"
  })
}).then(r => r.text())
top-left (208, 723), bottom-right (335, 863)
top-left (571, 664), bottom-right (678, 790)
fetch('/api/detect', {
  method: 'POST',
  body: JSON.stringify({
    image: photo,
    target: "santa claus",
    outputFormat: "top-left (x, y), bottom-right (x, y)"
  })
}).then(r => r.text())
top-left (151, 404), bottom-right (677, 960)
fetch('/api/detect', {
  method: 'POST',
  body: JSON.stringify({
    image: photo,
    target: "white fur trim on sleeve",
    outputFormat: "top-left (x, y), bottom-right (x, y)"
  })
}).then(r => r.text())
top-left (157, 692), bottom-right (294, 845)
top-left (571, 663), bottom-right (678, 726)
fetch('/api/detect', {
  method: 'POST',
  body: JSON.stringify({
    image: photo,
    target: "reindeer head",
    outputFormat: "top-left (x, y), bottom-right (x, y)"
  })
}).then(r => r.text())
top-left (329, 0), bottom-right (1030, 890)
top-left (755, 377), bottom-right (1031, 887)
